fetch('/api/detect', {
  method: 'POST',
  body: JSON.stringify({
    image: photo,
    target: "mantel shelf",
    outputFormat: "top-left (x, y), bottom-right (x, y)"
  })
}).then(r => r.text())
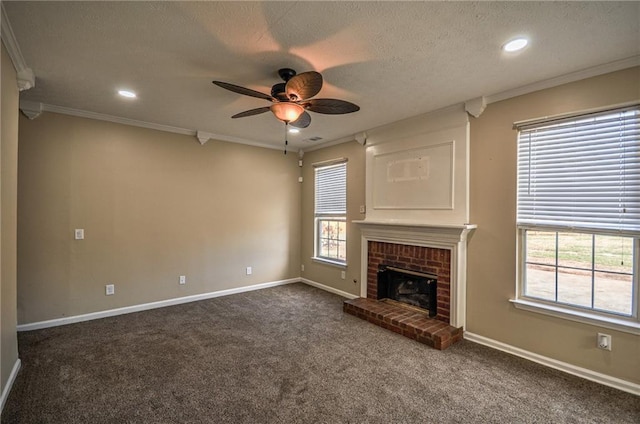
top-left (353, 220), bottom-right (477, 231)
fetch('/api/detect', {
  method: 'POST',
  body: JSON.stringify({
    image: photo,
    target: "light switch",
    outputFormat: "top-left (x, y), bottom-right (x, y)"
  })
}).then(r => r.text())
top-left (74, 229), bottom-right (84, 240)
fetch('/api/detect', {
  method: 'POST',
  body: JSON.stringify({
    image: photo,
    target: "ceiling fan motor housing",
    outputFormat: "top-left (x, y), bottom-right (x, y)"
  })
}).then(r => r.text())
top-left (277, 68), bottom-right (297, 82)
top-left (271, 83), bottom-right (288, 101)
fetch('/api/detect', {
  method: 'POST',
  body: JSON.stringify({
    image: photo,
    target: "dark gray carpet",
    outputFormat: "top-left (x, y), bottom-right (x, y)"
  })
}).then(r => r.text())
top-left (2, 283), bottom-right (638, 423)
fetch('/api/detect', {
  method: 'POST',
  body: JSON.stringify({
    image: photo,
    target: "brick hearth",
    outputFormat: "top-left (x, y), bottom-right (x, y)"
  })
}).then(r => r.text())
top-left (343, 240), bottom-right (464, 349)
top-left (343, 298), bottom-right (462, 350)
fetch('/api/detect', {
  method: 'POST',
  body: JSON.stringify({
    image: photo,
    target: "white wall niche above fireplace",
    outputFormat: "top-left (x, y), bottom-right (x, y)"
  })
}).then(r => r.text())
top-left (364, 104), bottom-right (470, 225)
top-left (373, 141), bottom-right (454, 210)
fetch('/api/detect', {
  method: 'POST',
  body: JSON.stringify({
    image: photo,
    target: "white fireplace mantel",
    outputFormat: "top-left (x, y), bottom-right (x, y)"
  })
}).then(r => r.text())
top-left (354, 220), bottom-right (476, 328)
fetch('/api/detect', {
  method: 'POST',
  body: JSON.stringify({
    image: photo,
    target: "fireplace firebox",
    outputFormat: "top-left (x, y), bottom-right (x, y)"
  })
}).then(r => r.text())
top-left (377, 265), bottom-right (438, 317)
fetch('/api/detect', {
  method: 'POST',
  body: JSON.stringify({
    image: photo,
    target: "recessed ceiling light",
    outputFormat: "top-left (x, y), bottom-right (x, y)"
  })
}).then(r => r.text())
top-left (118, 90), bottom-right (137, 98)
top-left (288, 128), bottom-right (300, 134)
top-left (503, 37), bottom-right (528, 52)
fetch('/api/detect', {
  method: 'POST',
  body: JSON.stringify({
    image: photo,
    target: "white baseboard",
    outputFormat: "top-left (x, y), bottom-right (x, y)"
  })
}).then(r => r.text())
top-left (0, 359), bottom-right (21, 414)
top-left (300, 278), bottom-right (359, 299)
top-left (464, 331), bottom-right (640, 396)
top-left (17, 278), bottom-right (299, 332)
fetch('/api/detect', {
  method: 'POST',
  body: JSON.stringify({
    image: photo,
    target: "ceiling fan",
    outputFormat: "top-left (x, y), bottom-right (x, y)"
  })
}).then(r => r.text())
top-left (212, 68), bottom-right (360, 153)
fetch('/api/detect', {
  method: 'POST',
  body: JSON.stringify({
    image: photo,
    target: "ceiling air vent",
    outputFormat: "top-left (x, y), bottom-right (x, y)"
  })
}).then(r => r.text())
top-left (304, 136), bottom-right (323, 142)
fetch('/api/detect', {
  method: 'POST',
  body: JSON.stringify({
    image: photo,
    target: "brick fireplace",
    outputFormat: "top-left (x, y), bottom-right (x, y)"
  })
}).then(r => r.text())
top-left (345, 107), bottom-right (474, 349)
top-left (345, 221), bottom-right (475, 350)
top-left (368, 241), bottom-right (451, 323)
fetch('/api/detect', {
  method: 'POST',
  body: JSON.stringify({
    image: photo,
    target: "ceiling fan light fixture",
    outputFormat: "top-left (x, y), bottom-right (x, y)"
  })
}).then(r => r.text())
top-left (270, 102), bottom-right (304, 123)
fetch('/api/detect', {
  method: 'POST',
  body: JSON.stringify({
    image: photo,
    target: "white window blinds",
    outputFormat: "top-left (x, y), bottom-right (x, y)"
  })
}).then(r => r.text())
top-left (315, 162), bottom-right (347, 215)
top-left (516, 105), bottom-right (640, 235)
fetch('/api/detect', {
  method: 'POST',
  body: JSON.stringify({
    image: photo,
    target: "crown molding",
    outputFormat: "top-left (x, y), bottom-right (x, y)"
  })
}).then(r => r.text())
top-left (19, 99), bottom-right (42, 119)
top-left (43, 103), bottom-right (195, 136)
top-left (194, 129), bottom-right (280, 151)
top-left (354, 131), bottom-right (367, 145)
top-left (30, 103), bottom-right (282, 151)
top-left (464, 96), bottom-right (487, 118)
top-left (301, 134), bottom-right (357, 153)
top-left (486, 55), bottom-right (640, 105)
top-left (1, 3), bottom-right (35, 90)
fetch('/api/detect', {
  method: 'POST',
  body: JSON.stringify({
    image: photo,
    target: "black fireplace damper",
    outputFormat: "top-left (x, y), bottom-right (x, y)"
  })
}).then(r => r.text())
top-left (377, 265), bottom-right (437, 317)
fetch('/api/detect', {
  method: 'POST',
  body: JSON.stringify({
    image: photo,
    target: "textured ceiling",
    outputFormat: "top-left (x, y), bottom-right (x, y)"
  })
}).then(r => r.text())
top-left (4, 1), bottom-right (640, 150)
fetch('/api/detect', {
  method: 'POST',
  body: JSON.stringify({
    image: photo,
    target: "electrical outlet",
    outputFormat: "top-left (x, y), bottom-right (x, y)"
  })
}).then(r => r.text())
top-left (301, 264), bottom-right (305, 272)
top-left (246, 266), bottom-right (252, 275)
top-left (341, 270), bottom-right (346, 279)
top-left (179, 275), bottom-right (186, 285)
top-left (597, 333), bottom-right (611, 351)
top-left (359, 205), bottom-right (366, 214)
top-left (105, 284), bottom-right (114, 296)
top-left (74, 229), bottom-right (84, 240)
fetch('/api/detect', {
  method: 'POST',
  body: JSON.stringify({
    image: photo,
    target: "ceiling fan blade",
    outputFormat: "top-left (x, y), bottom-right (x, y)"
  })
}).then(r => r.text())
top-left (305, 98), bottom-right (360, 114)
top-left (212, 81), bottom-right (274, 101)
top-left (231, 106), bottom-right (271, 118)
top-left (286, 71), bottom-right (323, 101)
top-left (290, 111), bottom-right (311, 129)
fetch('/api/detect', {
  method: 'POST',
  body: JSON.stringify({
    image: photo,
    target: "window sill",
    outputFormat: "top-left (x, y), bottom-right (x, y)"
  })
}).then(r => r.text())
top-left (510, 298), bottom-right (640, 335)
top-left (312, 257), bottom-right (347, 269)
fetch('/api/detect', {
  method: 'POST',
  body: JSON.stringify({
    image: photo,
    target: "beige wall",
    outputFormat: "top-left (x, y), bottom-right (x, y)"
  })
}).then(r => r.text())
top-left (11, 62), bottom-right (640, 387)
top-left (300, 141), bottom-right (365, 295)
top-left (17, 112), bottom-right (301, 324)
top-left (468, 67), bottom-right (640, 384)
top-left (302, 68), bottom-right (639, 385)
top-left (1, 44), bottom-right (20, 400)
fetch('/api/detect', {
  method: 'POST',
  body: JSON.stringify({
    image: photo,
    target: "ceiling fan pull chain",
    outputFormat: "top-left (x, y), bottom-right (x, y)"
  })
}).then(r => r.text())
top-left (284, 122), bottom-right (288, 155)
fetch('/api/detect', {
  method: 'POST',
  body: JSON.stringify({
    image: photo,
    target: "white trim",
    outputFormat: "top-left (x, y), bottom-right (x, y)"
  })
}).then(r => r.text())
top-left (510, 299), bottom-right (640, 336)
top-left (311, 157), bottom-right (348, 168)
top-left (355, 221), bottom-right (476, 328)
top-left (311, 257), bottom-right (347, 269)
top-left (19, 99), bottom-right (42, 120)
top-left (300, 278), bottom-right (359, 299)
top-left (17, 278), bottom-right (299, 332)
top-left (185, 129), bottom-right (280, 151)
top-left (464, 96), bottom-right (487, 118)
top-left (0, 359), bottom-right (21, 414)
top-left (0, 4), bottom-right (24, 68)
top-left (302, 135), bottom-right (357, 152)
top-left (34, 104), bottom-right (283, 151)
top-left (1, 3), bottom-right (34, 90)
top-left (16, 68), bottom-right (35, 91)
top-left (42, 104), bottom-right (195, 136)
top-left (486, 56), bottom-right (640, 105)
top-left (464, 332), bottom-right (640, 396)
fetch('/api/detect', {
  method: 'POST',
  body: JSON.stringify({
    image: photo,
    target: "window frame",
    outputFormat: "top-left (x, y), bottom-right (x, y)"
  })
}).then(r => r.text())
top-left (312, 160), bottom-right (348, 267)
top-left (515, 227), bottom-right (640, 334)
top-left (314, 217), bottom-right (347, 267)
top-left (512, 104), bottom-right (640, 334)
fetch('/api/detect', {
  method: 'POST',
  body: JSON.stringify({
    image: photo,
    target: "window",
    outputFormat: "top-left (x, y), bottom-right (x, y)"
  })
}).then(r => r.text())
top-left (514, 105), bottom-right (640, 331)
top-left (314, 161), bottom-right (347, 265)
